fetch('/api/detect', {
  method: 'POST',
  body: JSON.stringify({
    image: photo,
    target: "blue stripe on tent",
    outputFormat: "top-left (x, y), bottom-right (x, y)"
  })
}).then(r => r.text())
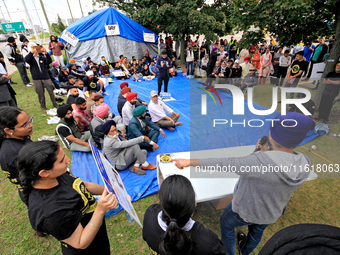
top-left (71, 76), bottom-right (319, 217)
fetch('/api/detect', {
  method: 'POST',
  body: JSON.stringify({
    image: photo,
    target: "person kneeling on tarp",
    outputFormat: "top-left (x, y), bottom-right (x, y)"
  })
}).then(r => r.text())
top-left (143, 174), bottom-right (226, 254)
top-left (128, 105), bottom-right (165, 151)
top-left (102, 120), bottom-right (156, 175)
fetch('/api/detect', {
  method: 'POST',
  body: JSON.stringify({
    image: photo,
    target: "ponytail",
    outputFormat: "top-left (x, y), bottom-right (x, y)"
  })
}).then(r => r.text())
top-left (18, 141), bottom-right (60, 205)
top-left (158, 175), bottom-right (196, 254)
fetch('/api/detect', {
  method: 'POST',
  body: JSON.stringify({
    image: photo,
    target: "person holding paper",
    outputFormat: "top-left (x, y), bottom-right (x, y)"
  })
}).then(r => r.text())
top-left (102, 120), bottom-right (156, 175)
top-left (17, 140), bottom-right (117, 254)
top-left (171, 112), bottom-right (313, 255)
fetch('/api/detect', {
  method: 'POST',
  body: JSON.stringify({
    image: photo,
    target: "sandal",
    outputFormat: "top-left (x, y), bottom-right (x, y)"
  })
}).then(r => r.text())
top-left (236, 231), bottom-right (246, 255)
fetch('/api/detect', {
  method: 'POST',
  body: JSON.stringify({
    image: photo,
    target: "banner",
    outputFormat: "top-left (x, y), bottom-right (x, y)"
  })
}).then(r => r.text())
top-left (105, 24), bottom-right (120, 36)
top-left (61, 30), bottom-right (79, 47)
top-left (143, 32), bottom-right (155, 43)
top-left (89, 141), bottom-right (142, 227)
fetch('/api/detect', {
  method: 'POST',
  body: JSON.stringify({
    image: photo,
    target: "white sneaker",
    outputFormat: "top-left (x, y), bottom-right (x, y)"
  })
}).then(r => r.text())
top-left (25, 84), bottom-right (33, 87)
top-left (102, 92), bottom-right (109, 96)
top-left (29, 83), bottom-right (34, 85)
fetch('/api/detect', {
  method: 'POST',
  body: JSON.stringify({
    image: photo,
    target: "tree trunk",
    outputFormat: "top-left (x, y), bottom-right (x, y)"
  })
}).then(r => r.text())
top-left (180, 36), bottom-right (186, 64)
top-left (314, 11), bottom-right (340, 109)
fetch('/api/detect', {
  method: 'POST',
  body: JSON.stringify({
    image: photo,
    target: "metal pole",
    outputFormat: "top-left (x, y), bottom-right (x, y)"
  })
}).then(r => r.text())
top-left (78, 0), bottom-right (84, 17)
top-left (0, 6), bottom-right (5, 21)
top-left (3, 0), bottom-right (20, 38)
top-left (66, 0), bottom-right (74, 23)
top-left (21, 0), bottom-right (41, 44)
top-left (38, 0), bottom-right (52, 36)
top-left (32, 0), bottom-right (43, 34)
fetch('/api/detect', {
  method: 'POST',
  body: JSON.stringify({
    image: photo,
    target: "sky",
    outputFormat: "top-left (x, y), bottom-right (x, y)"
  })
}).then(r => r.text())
top-left (0, 0), bottom-right (107, 30)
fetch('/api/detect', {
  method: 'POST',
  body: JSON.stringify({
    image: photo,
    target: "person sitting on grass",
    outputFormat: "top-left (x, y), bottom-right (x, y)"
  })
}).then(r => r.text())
top-left (66, 86), bottom-right (79, 110)
top-left (148, 90), bottom-right (182, 131)
top-left (102, 120), bottom-right (157, 175)
top-left (72, 97), bottom-right (92, 132)
top-left (56, 104), bottom-right (94, 152)
top-left (142, 64), bottom-right (155, 80)
top-left (58, 66), bottom-right (69, 84)
top-left (143, 174), bottom-right (226, 255)
top-left (128, 105), bottom-right (165, 151)
top-left (69, 63), bottom-right (85, 80)
top-left (17, 140), bottom-right (117, 254)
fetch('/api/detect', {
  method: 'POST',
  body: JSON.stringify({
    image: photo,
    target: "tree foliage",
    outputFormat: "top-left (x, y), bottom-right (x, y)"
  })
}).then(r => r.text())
top-left (95, 0), bottom-right (231, 42)
top-left (57, 14), bottom-right (66, 33)
top-left (230, 0), bottom-right (338, 47)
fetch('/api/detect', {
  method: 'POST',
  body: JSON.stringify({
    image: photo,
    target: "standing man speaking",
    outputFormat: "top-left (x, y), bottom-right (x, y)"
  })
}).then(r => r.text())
top-left (172, 112), bottom-right (313, 255)
top-left (156, 49), bottom-right (172, 96)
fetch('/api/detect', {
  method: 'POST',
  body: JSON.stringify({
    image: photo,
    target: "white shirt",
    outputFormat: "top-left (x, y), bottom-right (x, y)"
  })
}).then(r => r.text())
top-left (201, 57), bottom-right (209, 67)
top-left (186, 49), bottom-right (195, 62)
top-left (240, 62), bottom-right (251, 79)
top-left (0, 62), bottom-right (7, 75)
top-left (279, 55), bottom-right (292, 67)
top-left (67, 89), bottom-right (85, 99)
top-left (122, 101), bottom-right (135, 126)
top-left (148, 99), bottom-right (173, 123)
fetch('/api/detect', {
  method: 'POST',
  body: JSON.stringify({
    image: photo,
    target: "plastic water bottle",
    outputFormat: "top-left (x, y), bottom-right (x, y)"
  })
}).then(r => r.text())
top-left (329, 133), bottom-right (338, 137)
top-left (125, 210), bottom-right (135, 223)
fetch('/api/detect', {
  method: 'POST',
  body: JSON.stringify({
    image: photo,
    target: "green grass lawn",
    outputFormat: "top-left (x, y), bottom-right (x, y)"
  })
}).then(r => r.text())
top-left (0, 71), bottom-right (339, 254)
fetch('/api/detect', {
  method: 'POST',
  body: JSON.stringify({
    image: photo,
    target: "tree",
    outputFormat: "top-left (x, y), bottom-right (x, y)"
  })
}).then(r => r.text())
top-left (230, 0), bottom-right (340, 109)
top-left (51, 23), bottom-right (59, 34)
top-left (94, 0), bottom-right (233, 63)
top-left (57, 14), bottom-right (66, 34)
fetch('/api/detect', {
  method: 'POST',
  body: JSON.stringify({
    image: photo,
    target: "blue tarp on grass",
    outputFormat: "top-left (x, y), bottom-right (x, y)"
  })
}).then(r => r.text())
top-left (71, 76), bottom-right (319, 217)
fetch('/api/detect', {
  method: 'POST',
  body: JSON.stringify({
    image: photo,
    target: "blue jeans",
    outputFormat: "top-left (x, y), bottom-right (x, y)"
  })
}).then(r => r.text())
top-left (221, 202), bottom-right (268, 255)
top-left (186, 61), bottom-right (194, 75)
top-left (96, 83), bottom-right (106, 93)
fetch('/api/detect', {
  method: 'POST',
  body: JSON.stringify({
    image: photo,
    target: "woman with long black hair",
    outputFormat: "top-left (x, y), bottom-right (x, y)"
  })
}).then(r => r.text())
top-left (143, 175), bottom-right (226, 255)
top-left (0, 106), bottom-right (33, 199)
top-left (18, 140), bottom-right (118, 254)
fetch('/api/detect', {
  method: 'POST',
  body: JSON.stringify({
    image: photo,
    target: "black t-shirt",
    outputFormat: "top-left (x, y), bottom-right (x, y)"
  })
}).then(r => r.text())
top-left (66, 95), bottom-right (78, 106)
top-left (0, 137), bottom-right (32, 188)
top-left (142, 204), bottom-right (226, 255)
top-left (58, 126), bottom-right (72, 138)
top-left (289, 60), bottom-right (308, 78)
top-left (83, 76), bottom-right (99, 91)
top-left (322, 71), bottom-right (340, 97)
top-left (142, 68), bottom-right (151, 76)
top-left (28, 172), bottom-right (110, 255)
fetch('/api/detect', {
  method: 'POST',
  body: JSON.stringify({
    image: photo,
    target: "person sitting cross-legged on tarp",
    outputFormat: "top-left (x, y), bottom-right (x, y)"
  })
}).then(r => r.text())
top-left (90, 103), bottom-right (125, 149)
top-left (102, 120), bottom-right (156, 175)
top-left (56, 104), bottom-right (93, 152)
top-left (128, 105), bottom-right (165, 151)
top-left (148, 90), bottom-right (182, 131)
top-left (172, 112), bottom-right (313, 255)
